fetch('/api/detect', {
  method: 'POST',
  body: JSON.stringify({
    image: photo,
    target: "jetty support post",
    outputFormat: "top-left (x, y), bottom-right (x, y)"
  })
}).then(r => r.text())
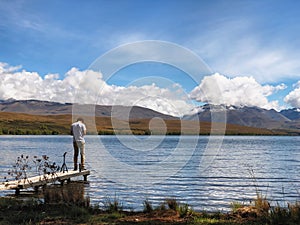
top-left (83, 174), bottom-right (88, 182)
top-left (15, 188), bottom-right (20, 195)
top-left (34, 186), bottom-right (39, 193)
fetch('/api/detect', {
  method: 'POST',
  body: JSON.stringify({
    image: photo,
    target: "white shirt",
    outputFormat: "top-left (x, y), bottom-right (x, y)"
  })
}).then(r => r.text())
top-left (71, 121), bottom-right (86, 143)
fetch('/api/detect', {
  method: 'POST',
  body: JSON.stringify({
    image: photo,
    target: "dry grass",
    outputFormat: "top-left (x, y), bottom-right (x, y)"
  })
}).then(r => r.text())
top-left (0, 111), bottom-right (283, 135)
top-left (1, 194), bottom-right (300, 224)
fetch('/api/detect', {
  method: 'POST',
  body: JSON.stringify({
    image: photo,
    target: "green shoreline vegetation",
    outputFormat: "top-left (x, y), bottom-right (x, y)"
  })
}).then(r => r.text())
top-left (0, 192), bottom-right (300, 225)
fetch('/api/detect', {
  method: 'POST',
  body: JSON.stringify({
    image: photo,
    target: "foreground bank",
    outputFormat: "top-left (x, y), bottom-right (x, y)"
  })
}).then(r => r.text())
top-left (0, 194), bottom-right (299, 225)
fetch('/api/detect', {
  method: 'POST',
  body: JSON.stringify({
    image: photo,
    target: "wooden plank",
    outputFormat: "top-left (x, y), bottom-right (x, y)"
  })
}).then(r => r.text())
top-left (0, 170), bottom-right (90, 191)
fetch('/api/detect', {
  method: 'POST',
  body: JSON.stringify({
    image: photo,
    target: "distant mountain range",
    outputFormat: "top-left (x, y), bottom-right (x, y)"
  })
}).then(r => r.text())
top-left (1, 99), bottom-right (300, 134)
top-left (0, 99), bottom-right (176, 120)
top-left (183, 104), bottom-right (300, 133)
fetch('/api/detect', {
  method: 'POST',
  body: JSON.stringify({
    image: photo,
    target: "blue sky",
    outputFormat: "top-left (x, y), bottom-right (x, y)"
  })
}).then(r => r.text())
top-left (1, 0), bottom-right (300, 115)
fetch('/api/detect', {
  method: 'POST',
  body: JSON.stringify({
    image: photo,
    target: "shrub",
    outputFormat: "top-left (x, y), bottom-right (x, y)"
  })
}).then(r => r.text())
top-left (178, 203), bottom-right (193, 218)
top-left (254, 192), bottom-right (270, 216)
top-left (102, 195), bottom-right (123, 212)
top-left (289, 202), bottom-right (300, 222)
top-left (143, 199), bottom-right (153, 213)
top-left (165, 198), bottom-right (179, 210)
top-left (230, 201), bottom-right (244, 213)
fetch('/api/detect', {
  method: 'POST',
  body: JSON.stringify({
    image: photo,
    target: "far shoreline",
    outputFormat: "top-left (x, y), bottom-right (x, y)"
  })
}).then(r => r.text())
top-left (1, 132), bottom-right (300, 136)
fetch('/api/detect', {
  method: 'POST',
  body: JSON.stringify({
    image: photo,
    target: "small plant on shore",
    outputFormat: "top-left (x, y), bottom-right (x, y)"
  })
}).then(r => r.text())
top-left (143, 199), bottom-right (154, 213)
top-left (269, 202), bottom-right (300, 225)
top-left (248, 168), bottom-right (270, 215)
top-left (178, 203), bottom-right (193, 218)
top-left (288, 202), bottom-right (300, 222)
top-left (166, 198), bottom-right (179, 210)
top-left (164, 198), bottom-right (194, 218)
top-left (4, 154), bottom-right (61, 183)
top-left (102, 194), bottom-right (123, 212)
top-left (254, 192), bottom-right (270, 216)
top-left (269, 203), bottom-right (290, 224)
top-left (230, 201), bottom-right (244, 213)
top-left (5, 154), bottom-right (31, 182)
top-left (33, 155), bottom-right (60, 182)
top-left (156, 202), bottom-right (167, 211)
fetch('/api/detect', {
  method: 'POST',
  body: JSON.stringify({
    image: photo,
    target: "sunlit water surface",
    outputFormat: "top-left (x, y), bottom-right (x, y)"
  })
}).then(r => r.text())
top-left (0, 135), bottom-right (299, 212)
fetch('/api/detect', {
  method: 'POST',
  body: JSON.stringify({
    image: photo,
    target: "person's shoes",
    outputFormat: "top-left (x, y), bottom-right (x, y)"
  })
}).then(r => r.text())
top-left (79, 164), bottom-right (85, 171)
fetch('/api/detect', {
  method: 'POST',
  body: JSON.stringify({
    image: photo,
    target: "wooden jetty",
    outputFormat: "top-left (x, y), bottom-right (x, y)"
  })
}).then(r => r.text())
top-left (0, 170), bottom-right (90, 194)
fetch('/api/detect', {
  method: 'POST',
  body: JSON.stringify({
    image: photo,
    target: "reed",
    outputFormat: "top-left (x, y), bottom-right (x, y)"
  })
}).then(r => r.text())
top-left (102, 194), bottom-right (123, 212)
top-left (143, 199), bottom-right (154, 213)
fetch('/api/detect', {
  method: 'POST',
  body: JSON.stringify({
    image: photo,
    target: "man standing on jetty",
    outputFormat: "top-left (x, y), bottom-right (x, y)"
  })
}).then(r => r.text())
top-left (71, 118), bottom-right (87, 171)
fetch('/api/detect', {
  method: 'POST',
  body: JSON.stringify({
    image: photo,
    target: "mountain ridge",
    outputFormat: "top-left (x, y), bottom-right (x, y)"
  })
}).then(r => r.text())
top-left (183, 104), bottom-right (300, 131)
top-left (0, 99), bottom-right (176, 120)
top-left (1, 99), bottom-right (300, 134)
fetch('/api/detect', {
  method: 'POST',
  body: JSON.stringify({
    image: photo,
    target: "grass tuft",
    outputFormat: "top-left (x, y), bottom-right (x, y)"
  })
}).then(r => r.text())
top-left (166, 198), bottom-right (179, 210)
top-left (143, 199), bottom-right (154, 213)
top-left (102, 194), bottom-right (123, 212)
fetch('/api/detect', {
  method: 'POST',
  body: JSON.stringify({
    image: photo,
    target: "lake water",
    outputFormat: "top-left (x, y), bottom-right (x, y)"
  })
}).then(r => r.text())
top-left (0, 135), bottom-right (299, 212)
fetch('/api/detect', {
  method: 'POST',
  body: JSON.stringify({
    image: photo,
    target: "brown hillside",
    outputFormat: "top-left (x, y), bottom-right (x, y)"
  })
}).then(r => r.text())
top-left (0, 111), bottom-right (285, 135)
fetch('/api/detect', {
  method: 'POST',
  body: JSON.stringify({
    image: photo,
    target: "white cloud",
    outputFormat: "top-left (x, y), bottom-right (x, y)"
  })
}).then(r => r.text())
top-left (0, 62), bottom-right (22, 73)
top-left (189, 73), bottom-right (286, 110)
top-left (0, 62), bottom-right (194, 116)
top-left (284, 81), bottom-right (300, 108)
top-left (1, 63), bottom-right (290, 115)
